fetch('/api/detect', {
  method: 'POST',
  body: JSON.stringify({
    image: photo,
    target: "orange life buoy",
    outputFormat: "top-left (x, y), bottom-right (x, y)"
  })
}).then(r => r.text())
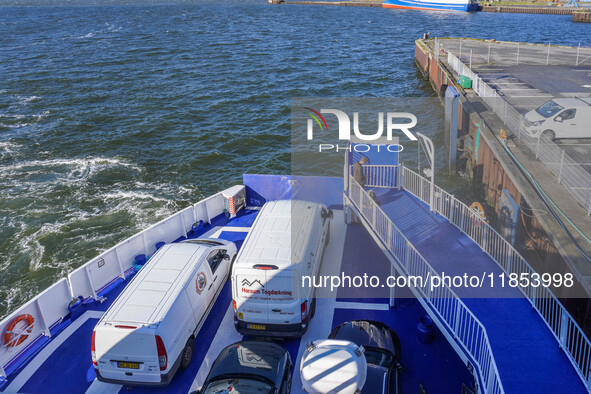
top-left (4, 314), bottom-right (34, 347)
top-left (470, 202), bottom-right (487, 226)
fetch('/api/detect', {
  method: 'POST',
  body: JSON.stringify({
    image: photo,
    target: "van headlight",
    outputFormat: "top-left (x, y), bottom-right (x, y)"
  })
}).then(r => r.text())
top-left (531, 120), bottom-right (545, 127)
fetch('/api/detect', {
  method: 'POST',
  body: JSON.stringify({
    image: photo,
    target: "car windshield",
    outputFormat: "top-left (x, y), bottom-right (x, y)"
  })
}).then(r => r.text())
top-left (536, 100), bottom-right (564, 118)
top-left (364, 347), bottom-right (394, 367)
top-left (202, 378), bottom-right (274, 394)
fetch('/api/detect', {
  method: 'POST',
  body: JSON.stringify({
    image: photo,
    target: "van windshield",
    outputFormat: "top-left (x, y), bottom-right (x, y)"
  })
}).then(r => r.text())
top-left (536, 100), bottom-right (564, 118)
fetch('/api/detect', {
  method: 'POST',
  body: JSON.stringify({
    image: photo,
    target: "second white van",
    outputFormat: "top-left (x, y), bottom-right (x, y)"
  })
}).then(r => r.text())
top-left (232, 199), bottom-right (332, 338)
top-left (521, 97), bottom-right (591, 140)
top-left (92, 237), bottom-right (237, 386)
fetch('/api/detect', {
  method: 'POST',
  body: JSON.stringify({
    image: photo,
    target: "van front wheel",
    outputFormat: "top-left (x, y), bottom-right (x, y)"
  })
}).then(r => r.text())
top-left (180, 338), bottom-right (194, 370)
top-left (542, 129), bottom-right (555, 141)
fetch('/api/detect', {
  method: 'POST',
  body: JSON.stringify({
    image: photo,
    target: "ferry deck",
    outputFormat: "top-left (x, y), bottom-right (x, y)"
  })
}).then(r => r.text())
top-left (0, 147), bottom-right (589, 393)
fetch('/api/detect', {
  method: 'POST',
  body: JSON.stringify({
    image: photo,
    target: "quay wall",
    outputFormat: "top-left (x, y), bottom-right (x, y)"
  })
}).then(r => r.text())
top-left (414, 39), bottom-right (591, 332)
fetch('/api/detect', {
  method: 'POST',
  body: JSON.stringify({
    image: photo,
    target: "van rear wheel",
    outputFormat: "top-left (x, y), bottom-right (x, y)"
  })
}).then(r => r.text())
top-left (180, 338), bottom-right (194, 370)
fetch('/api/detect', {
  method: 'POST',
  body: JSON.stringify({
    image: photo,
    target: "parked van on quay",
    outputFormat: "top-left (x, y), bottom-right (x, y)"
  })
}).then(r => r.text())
top-left (232, 199), bottom-right (332, 338)
top-left (521, 97), bottom-right (591, 140)
top-left (92, 238), bottom-right (237, 386)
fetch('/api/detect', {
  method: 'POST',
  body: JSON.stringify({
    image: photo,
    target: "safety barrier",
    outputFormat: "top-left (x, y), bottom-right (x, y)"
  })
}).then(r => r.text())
top-left (401, 165), bottom-right (591, 390)
top-left (360, 165), bottom-right (399, 188)
top-left (347, 174), bottom-right (504, 394)
top-left (447, 51), bottom-right (591, 215)
top-left (0, 187), bottom-right (231, 380)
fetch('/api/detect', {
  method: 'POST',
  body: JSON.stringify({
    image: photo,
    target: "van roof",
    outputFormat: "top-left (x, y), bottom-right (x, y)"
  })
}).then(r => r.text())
top-left (100, 243), bottom-right (207, 325)
top-left (552, 98), bottom-right (591, 107)
top-left (235, 200), bottom-right (324, 269)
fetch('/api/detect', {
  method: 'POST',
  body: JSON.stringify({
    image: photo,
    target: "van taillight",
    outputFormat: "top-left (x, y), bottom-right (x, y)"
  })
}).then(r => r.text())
top-left (253, 264), bottom-right (278, 270)
top-left (91, 331), bottom-right (97, 366)
top-left (155, 335), bottom-right (167, 371)
top-left (232, 299), bottom-right (237, 311)
top-left (115, 325), bottom-right (136, 329)
top-left (301, 300), bottom-right (308, 322)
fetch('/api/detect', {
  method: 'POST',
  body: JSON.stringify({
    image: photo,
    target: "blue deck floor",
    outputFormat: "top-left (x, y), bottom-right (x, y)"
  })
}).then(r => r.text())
top-left (370, 188), bottom-right (586, 393)
top-left (4, 209), bottom-right (477, 393)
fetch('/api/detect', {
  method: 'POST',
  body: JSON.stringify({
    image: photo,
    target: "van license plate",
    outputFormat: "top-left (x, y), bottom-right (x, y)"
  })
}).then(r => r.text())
top-left (247, 324), bottom-right (266, 330)
top-left (118, 362), bottom-right (139, 369)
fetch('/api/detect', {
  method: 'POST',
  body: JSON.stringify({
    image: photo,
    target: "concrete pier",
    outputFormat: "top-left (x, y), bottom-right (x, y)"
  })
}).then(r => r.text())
top-left (480, 5), bottom-right (578, 14)
top-left (415, 38), bottom-right (591, 315)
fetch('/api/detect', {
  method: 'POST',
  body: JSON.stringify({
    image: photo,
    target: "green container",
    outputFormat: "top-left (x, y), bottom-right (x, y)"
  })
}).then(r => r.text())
top-left (459, 75), bottom-right (472, 89)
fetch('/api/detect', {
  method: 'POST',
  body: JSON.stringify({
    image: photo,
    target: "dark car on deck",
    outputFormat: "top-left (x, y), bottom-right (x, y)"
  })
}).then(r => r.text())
top-left (329, 320), bottom-right (403, 394)
top-left (195, 340), bottom-right (293, 394)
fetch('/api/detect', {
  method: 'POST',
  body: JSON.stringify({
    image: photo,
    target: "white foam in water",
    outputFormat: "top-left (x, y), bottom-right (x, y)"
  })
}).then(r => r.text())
top-left (17, 95), bottom-right (41, 105)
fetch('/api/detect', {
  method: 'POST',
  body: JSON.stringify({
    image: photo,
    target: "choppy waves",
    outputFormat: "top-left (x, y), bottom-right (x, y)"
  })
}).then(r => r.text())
top-left (0, 1), bottom-right (587, 319)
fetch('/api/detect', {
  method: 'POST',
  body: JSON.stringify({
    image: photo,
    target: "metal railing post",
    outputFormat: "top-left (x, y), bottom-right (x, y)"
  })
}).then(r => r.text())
top-left (487, 361), bottom-right (496, 392)
top-left (387, 220), bottom-right (393, 249)
top-left (558, 150), bottom-right (565, 184)
top-left (453, 303), bottom-right (461, 338)
top-left (35, 298), bottom-right (51, 338)
top-left (559, 311), bottom-right (568, 349)
top-left (390, 262), bottom-right (396, 308)
top-left (114, 248), bottom-right (126, 279)
top-left (85, 265), bottom-right (98, 300)
top-left (435, 38), bottom-right (439, 61)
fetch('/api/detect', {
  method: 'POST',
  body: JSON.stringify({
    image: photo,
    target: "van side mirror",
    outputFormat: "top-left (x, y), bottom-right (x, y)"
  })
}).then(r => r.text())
top-left (555, 116), bottom-right (563, 122)
top-left (223, 254), bottom-right (231, 260)
top-left (321, 208), bottom-right (334, 220)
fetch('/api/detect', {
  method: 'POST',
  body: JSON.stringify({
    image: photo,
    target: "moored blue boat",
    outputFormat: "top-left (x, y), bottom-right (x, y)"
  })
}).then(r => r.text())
top-left (383, 0), bottom-right (479, 12)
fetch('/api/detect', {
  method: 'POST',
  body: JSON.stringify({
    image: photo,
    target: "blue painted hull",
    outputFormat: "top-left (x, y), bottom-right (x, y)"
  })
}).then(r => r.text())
top-left (383, 0), bottom-right (479, 12)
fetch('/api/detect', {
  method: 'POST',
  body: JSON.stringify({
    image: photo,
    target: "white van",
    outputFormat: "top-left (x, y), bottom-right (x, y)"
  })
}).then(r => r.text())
top-left (521, 97), bottom-right (591, 140)
top-left (232, 200), bottom-right (332, 337)
top-left (92, 238), bottom-right (237, 386)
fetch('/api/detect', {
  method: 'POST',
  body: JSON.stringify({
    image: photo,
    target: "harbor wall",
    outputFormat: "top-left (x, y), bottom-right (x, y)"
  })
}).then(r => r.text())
top-left (573, 11), bottom-right (591, 22)
top-left (415, 39), bottom-right (591, 331)
top-left (480, 5), bottom-right (577, 14)
top-left (414, 40), bottom-right (591, 330)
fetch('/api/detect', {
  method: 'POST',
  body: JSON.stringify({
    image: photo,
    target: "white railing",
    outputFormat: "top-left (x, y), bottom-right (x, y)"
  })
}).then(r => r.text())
top-left (447, 51), bottom-right (591, 214)
top-left (360, 165), bottom-right (398, 188)
top-left (347, 175), bottom-right (504, 394)
top-left (401, 165), bottom-right (591, 390)
top-left (0, 186), bottom-right (235, 380)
